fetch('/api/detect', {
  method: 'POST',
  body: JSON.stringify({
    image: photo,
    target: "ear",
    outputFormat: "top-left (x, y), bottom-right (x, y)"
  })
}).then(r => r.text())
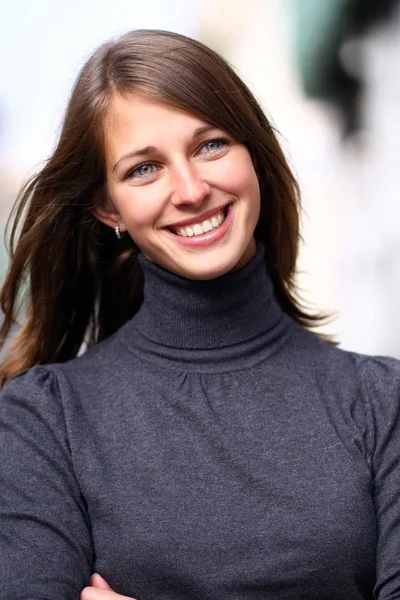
top-left (92, 191), bottom-right (127, 233)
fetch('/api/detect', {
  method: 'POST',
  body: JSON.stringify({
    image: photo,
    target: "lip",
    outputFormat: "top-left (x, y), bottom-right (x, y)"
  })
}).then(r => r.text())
top-left (165, 203), bottom-right (229, 230)
top-left (164, 203), bottom-right (234, 247)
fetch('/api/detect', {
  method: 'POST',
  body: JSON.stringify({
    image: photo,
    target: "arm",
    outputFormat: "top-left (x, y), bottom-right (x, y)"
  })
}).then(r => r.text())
top-left (359, 357), bottom-right (400, 599)
top-left (0, 366), bottom-right (93, 599)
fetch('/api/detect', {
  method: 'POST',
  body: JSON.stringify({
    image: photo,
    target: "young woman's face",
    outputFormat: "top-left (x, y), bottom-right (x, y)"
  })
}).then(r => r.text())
top-left (100, 93), bottom-right (261, 280)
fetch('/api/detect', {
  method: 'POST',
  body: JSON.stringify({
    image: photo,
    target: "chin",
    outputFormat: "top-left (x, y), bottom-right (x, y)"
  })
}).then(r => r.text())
top-left (183, 268), bottom-right (230, 281)
top-left (167, 251), bottom-right (250, 281)
top-left (143, 234), bottom-right (257, 280)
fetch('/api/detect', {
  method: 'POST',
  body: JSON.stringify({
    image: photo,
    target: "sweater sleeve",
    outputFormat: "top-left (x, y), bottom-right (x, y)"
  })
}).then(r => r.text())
top-left (0, 366), bottom-right (93, 600)
top-left (358, 356), bottom-right (400, 599)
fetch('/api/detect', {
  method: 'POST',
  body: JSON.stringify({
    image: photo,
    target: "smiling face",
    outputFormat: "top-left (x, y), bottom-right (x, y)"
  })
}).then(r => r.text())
top-left (97, 93), bottom-right (261, 280)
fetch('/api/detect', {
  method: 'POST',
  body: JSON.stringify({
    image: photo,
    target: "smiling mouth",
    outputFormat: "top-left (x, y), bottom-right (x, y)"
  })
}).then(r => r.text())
top-left (168, 205), bottom-right (229, 238)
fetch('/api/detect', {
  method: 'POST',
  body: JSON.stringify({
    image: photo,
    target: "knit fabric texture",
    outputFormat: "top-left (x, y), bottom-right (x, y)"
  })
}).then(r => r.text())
top-left (1, 243), bottom-right (400, 599)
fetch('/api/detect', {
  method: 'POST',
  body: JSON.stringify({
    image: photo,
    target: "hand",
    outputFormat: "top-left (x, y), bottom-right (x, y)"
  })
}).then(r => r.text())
top-left (80, 573), bottom-right (137, 600)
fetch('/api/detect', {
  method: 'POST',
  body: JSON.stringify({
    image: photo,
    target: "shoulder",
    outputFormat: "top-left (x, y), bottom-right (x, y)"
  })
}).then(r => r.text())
top-left (61, 325), bottom-right (135, 380)
top-left (319, 338), bottom-right (400, 411)
top-left (293, 332), bottom-right (400, 463)
top-left (326, 350), bottom-right (400, 462)
top-left (0, 325), bottom-right (143, 419)
top-left (291, 325), bottom-right (400, 387)
top-left (0, 365), bottom-right (72, 452)
top-left (1, 364), bottom-right (62, 406)
top-left (289, 327), bottom-right (400, 419)
top-left (352, 353), bottom-right (400, 395)
top-left (351, 354), bottom-right (400, 438)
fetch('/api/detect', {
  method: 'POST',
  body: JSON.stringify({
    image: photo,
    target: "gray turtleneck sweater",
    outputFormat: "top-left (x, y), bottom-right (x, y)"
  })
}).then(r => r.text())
top-left (1, 245), bottom-right (400, 600)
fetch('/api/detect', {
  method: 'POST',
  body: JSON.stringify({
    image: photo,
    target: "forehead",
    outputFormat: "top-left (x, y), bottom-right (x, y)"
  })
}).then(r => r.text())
top-left (102, 93), bottom-right (219, 171)
top-left (104, 93), bottom-right (208, 143)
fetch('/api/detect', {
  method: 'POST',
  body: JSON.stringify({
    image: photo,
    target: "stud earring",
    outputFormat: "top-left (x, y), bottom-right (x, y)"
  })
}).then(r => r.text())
top-left (115, 224), bottom-right (123, 239)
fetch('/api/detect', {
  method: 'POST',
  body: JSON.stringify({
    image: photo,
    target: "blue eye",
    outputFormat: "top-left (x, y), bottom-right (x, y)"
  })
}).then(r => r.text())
top-left (128, 163), bottom-right (158, 180)
top-left (199, 138), bottom-right (228, 155)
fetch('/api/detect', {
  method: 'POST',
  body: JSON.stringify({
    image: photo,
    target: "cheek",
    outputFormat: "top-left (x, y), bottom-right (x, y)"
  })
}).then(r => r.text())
top-left (219, 155), bottom-right (260, 199)
top-left (233, 166), bottom-right (260, 207)
top-left (113, 188), bottom-right (162, 231)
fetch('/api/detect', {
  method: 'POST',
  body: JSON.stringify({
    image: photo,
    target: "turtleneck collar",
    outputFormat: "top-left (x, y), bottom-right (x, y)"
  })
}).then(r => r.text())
top-left (119, 242), bottom-right (291, 371)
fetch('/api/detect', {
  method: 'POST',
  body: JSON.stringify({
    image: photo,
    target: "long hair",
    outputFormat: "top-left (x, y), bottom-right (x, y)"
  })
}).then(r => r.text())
top-left (0, 29), bottom-right (332, 385)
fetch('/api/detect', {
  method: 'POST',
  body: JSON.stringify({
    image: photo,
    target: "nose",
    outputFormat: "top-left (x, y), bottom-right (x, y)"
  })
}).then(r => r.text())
top-left (169, 162), bottom-right (210, 207)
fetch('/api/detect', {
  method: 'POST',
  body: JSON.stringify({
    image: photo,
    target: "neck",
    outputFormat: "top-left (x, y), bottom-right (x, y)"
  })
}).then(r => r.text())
top-left (128, 243), bottom-right (285, 350)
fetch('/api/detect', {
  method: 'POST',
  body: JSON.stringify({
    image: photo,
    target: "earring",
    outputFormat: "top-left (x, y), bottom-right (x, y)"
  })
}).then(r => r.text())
top-left (115, 223), bottom-right (123, 240)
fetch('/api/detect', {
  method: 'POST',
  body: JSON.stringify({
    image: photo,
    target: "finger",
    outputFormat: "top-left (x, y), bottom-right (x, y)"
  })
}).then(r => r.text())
top-left (80, 585), bottom-right (137, 599)
top-left (90, 573), bottom-right (113, 590)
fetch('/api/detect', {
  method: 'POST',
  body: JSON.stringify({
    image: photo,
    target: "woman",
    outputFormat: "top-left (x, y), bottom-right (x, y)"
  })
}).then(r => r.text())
top-left (0, 29), bottom-right (399, 600)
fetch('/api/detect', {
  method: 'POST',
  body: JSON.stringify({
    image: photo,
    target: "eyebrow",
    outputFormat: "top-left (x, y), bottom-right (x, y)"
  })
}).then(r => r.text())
top-left (112, 124), bottom-right (219, 174)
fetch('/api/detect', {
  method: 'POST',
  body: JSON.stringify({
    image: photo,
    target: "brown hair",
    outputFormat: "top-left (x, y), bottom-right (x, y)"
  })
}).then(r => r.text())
top-left (0, 29), bottom-right (332, 385)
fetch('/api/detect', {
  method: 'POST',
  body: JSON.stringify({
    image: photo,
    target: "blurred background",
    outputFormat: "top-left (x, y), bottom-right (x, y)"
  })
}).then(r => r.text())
top-left (0, 0), bottom-right (399, 356)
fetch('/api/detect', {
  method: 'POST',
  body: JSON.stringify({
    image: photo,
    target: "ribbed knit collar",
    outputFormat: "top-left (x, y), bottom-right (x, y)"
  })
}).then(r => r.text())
top-left (120, 242), bottom-right (291, 371)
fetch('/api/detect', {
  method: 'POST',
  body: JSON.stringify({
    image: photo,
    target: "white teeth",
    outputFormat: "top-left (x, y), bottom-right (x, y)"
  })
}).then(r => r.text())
top-left (192, 224), bottom-right (203, 236)
top-left (211, 217), bottom-right (219, 228)
top-left (174, 208), bottom-right (227, 238)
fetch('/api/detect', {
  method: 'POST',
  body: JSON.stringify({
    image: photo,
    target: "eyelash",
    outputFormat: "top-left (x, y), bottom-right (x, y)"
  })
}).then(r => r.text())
top-left (198, 137), bottom-right (229, 155)
top-left (125, 137), bottom-right (230, 181)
